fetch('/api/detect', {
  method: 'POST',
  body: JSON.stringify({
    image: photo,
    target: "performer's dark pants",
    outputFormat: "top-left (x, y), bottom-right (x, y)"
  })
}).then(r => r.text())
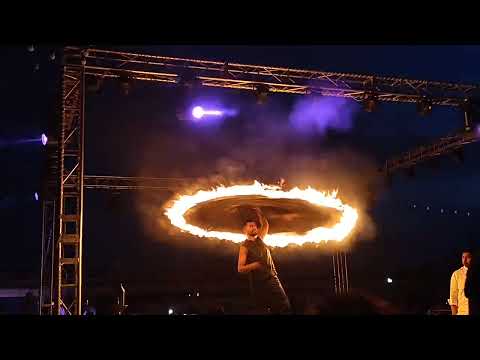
top-left (252, 277), bottom-right (291, 314)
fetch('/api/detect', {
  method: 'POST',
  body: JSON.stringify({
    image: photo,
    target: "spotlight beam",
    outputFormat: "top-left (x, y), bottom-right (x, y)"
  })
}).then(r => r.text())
top-left (203, 110), bottom-right (222, 116)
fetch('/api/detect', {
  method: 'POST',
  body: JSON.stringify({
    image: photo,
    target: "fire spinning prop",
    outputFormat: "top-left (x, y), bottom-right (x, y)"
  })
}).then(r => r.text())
top-left (165, 181), bottom-right (358, 247)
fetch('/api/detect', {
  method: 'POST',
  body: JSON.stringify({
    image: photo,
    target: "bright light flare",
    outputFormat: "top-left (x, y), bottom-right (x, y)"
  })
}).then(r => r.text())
top-left (41, 134), bottom-right (48, 146)
top-left (164, 181), bottom-right (359, 247)
top-left (192, 106), bottom-right (223, 119)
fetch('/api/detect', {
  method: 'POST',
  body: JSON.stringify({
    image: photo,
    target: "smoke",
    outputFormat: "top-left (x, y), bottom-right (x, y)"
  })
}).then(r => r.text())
top-left (289, 96), bottom-right (359, 136)
top-left (133, 94), bottom-right (382, 251)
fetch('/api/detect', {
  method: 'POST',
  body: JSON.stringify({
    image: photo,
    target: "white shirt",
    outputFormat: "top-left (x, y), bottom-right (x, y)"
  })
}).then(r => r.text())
top-left (449, 266), bottom-right (469, 315)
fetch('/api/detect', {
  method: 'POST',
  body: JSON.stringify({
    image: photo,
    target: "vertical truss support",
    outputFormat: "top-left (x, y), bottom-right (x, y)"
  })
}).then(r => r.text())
top-left (53, 48), bottom-right (86, 315)
top-left (40, 200), bottom-right (56, 315)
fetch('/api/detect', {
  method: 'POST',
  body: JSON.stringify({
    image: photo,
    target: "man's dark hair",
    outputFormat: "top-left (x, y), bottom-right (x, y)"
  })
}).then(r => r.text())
top-left (463, 248), bottom-right (475, 255)
top-left (243, 218), bottom-right (259, 227)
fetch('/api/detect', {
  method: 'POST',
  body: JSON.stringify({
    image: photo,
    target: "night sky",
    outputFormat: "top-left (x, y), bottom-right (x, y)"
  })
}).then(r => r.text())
top-left (1, 45), bottom-right (480, 313)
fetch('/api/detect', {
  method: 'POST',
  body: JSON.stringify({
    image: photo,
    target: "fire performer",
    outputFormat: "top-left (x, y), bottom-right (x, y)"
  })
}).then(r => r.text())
top-left (237, 207), bottom-right (291, 314)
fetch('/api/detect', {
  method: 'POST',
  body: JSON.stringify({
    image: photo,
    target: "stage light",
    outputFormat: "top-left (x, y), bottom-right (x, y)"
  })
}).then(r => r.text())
top-left (192, 106), bottom-right (222, 120)
top-left (118, 73), bottom-right (133, 96)
top-left (87, 76), bottom-right (104, 94)
top-left (34, 192), bottom-right (39, 201)
top-left (178, 69), bottom-right (198, 89)
top-left (462, 98), bottom-right (474, 132)
top-left (417, 98), bottom-right (432, 116)
top-left (196, 292), bottom-right (200, 297)
top-left (27, 45), bottom-right (34, 52)
top-left (255, 84), bottom-right (269, 105)
top-left (363, 93), bottom-right (377, 112)
top-left (41, 133), bottom-right (48, 146)
top-left (192, 106), bottom-right (204, 119)
top-left (387, 277), bottom-right (393, 284)
top-left (168, 308), bottom-right (174, 315)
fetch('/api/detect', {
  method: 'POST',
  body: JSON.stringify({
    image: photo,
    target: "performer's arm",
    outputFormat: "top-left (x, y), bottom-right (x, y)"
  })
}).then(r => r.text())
top-left (254, 208), bottom-right (269, 239)
top-left (237, 245), bottom-right (262, 273)
top-left (449, 272), bottom-right (458, 315)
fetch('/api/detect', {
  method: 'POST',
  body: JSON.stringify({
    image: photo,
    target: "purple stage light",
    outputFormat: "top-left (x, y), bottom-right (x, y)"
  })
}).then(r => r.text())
top-left (41, 133), bottom-right (48, 146)
top-left (34, 192), bottom-right (39, 201)
top-left (192, 106), bottom-right (204, 119)
top-left (192, 106), bottom-right (223, 120)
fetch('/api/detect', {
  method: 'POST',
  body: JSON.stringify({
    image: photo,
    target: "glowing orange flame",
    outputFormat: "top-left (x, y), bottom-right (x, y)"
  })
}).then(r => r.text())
top-left (164, 181), bottom-right (358, 247)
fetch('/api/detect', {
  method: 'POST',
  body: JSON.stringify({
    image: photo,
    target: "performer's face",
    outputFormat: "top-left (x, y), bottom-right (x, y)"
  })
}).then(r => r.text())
top-left (243, 221), bottom-right (258, 237)
top-left (462, 252), bottom-right (472, 268)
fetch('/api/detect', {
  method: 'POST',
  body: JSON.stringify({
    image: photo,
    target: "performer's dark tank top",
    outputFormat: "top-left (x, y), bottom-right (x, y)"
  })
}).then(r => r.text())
top-left (242, 237), bottom-right (278, 282)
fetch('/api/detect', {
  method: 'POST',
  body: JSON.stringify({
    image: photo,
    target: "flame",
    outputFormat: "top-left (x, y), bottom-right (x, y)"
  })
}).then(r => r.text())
top-left (164, 181), bottom-right (358, 247)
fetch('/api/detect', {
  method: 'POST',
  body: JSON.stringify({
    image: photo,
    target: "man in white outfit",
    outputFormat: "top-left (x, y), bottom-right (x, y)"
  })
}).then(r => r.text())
top-left (449, 250), bottom-right (473, 315)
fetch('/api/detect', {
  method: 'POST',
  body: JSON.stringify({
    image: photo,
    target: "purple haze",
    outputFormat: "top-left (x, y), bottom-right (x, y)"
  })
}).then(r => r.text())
top-left (289, 96), bottom-right (359, 135)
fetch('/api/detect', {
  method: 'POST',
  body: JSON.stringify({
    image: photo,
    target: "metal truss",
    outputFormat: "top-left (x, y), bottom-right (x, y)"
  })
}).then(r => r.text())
top-left (66, 47), bottom-right (479, 107)
top-left (83, 175), bottom-right (189, 191)
top-left (52, 51), bottom-right (86, 315)
top-left (383, 130), bottom-right (479, 174)
top-left (39, 200), bottom-right (55, 315)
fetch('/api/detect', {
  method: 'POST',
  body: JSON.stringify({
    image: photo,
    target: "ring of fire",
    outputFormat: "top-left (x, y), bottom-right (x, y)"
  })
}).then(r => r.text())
top-left (164, 181), bottom-right (359, 248)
